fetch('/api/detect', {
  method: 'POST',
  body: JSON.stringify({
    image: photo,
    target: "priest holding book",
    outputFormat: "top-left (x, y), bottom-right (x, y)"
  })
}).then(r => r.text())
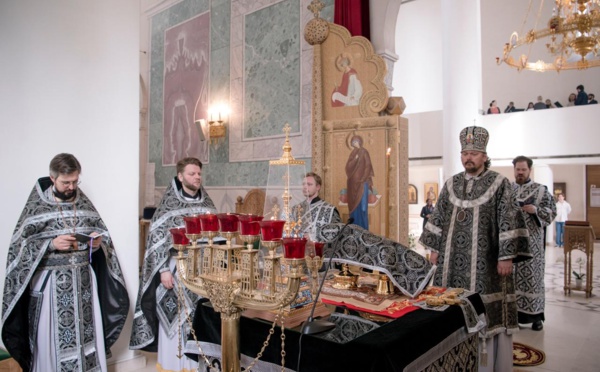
top-left (2, 153), bottom-right (129, 372)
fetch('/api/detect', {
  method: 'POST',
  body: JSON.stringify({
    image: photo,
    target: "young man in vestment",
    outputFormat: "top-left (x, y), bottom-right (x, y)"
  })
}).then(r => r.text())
top-left (2, 153), bottom-right (129, 372)
top-left (512, 156), bottom-right (556, 331)
top-left (291, 172), bottom-right (341, 240)
top-left (419, 126), bottom-right (531, 372)
top-left (129, 157), bottom-right (217, 371)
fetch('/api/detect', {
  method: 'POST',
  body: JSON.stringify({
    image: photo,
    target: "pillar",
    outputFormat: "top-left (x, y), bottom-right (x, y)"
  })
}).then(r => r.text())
top-left (533, 163), bottom-right (555, 245)
top-left (441, 0), bottom-right (483, 180)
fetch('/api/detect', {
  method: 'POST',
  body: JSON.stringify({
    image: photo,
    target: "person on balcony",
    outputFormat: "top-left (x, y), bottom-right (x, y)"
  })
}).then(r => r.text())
top-left (575, 84), bottom-right (588, 106)
top-left (487, 100), bottom-right (501, 114)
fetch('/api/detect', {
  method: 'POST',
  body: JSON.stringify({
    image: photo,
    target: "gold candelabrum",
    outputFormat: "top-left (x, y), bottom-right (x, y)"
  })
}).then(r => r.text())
top-left (173, 216), bottom-right (305, 372)
top-left (174, 124), bottom-right (311, 372)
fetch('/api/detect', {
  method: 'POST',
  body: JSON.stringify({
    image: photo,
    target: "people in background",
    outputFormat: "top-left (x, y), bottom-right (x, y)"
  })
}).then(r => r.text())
top-left (420, 126), bottom-right (530, 372)
top-left (487, 100), bottom-right (501, 114)
top-left (554, 193), bottom-right (572, 248)
top-left (575, 84), bottom-right (588, 106)
top-left (533, 96), bottom-right (547, 110)
top-left (130, 157), bottom-right (217, 372)
top-left (567, 93), bottom-right (576, 106)
top-left (2, 153), bottom-right (129, 372)
top-left (526, 102), bottom-right (535, 111)
top-left (512, 156), bottom-right (556, 332)
top-left (545, 99), bottom-right (555, 108)
top-left (588, 94), bottom-right (598, 104)
top-left (504, 101), bottom-right (516, 113)
top-left (420, 198), bottom-right (435, 230)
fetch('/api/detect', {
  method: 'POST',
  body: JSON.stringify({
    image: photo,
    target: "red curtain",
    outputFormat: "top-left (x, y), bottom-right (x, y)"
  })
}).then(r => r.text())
top-left (334, 0), bottom-right (371, 40)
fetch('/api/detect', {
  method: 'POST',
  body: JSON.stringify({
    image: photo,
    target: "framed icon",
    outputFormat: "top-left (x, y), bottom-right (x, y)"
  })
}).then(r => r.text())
top-left (408, 184), bottom-right (418, 204)
top-left (553, 182), bottom-right (566, 201)
top-left (424, 183), bottom-right (438, 203)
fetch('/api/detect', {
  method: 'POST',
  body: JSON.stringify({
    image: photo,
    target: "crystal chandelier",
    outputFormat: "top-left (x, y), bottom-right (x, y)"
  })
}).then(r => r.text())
top-left (498, 0), bottom-right (600, 72)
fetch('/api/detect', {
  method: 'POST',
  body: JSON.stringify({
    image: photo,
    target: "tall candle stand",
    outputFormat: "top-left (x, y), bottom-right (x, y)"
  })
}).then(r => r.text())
top-left (175, 125), bottom-right (310, 371)
top-left (173, 217), bottom-right (304, 372)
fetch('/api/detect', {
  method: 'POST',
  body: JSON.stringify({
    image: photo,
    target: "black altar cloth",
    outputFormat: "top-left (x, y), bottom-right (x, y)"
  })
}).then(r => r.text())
top-left (188, 293), bottom-right (485, 372)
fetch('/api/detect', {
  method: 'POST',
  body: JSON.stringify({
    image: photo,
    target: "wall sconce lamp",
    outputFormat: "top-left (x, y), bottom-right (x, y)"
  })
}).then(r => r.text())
top-left (207, 105), bottom-right (229, 145)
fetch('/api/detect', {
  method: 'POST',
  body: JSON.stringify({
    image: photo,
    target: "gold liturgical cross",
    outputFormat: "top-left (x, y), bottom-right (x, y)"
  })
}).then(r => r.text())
top-left (271, 204), bottom-right (280, 219)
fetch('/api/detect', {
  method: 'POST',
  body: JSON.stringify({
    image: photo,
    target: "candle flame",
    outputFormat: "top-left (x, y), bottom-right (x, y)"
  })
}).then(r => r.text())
top-left (386, 147), bottom-right (391, 157)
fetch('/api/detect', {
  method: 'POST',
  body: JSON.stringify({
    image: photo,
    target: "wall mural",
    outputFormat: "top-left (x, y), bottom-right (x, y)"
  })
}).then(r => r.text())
top-left (162, 12), bottom-right (210, 166)
top-left (331, 53), bottom-right (363, 107)
top-left (148, 0), bottom-right (334, 188)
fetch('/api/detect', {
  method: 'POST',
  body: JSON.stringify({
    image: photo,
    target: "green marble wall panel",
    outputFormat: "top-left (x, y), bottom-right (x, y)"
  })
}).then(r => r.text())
top-left (149, 0), bottom-right (332, 188)
top-left (243, 0), bottom-right (300, 138)
top-left (211, 1), bottom-right (230, 51)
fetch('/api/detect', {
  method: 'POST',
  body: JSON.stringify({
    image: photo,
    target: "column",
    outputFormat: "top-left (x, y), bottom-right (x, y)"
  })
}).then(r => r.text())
top-left (533, 163), bottom-right (555, 245)
top-left (441, 0), bottom-right (483, 180)
top-left (369, 0), bottom-right (401, 93)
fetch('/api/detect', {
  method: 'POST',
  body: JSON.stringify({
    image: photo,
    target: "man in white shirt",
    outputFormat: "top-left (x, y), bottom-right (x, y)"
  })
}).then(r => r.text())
top-left (554, 193), bottom-right (572, 248)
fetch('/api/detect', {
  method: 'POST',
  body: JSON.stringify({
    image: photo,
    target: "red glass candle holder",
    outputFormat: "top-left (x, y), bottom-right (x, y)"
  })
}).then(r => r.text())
top-left (217, 213), bottom-right (239, 232)
top-left (282, 237), bottom-right (307, 259)
top-left (199, 214), bottom-right (219, 232)
top-left (170, 227), bottom-right (190, 245)
top-left (259, 220), bottom-right (285, 241)
top-left (238, 214), bottom-right (263, 235)
top-left (238, 214), bottom-right (264, 235)
top-left (183, 215), bottom-right (202, 234)
top-left (314, 242), bottom-right (325, 257)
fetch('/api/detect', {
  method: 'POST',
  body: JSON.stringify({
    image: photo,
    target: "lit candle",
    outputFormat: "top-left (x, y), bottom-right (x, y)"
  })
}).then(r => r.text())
top-left (217, 213), bottom-right (239, 232)
top-left (238, 214), bottom-right (263, 235)
top-left (199, 214), bottom-right (219, 232)
top-left (183, 215), bottom-right (201, 234)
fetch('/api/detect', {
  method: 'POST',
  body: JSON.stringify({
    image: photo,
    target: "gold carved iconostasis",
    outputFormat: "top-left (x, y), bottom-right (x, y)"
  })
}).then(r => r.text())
top-left (306, 19), bottom-right (408, 245)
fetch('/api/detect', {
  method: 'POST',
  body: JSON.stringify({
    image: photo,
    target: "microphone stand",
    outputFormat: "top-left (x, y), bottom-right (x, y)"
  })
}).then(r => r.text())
top-left (301, 218), bottom-right (354, 335)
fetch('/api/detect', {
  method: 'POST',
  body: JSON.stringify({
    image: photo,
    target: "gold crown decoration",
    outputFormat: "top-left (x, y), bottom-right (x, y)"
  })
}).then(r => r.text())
top-left (459, 126), bottom-right (489, 153)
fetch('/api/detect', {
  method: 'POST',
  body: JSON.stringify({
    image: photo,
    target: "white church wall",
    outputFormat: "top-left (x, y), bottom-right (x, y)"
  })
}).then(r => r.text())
top-left (0, 1), bottom-right (142, 368)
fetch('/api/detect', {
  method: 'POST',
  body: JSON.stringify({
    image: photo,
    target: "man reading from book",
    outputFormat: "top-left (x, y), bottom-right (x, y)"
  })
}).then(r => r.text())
top-left (2, 153), bottom-right (129, 372)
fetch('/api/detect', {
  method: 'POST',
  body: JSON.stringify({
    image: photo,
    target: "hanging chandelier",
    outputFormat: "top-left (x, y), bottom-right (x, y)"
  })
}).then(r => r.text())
top-left (498, 0), bottom-right (600, 72)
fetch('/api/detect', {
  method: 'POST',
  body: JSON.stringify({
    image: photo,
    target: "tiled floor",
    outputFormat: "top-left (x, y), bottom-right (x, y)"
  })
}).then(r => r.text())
top-left (512, 242), bottom-right (600, 372)
top-left (130, 243), bottom-right (600, 372)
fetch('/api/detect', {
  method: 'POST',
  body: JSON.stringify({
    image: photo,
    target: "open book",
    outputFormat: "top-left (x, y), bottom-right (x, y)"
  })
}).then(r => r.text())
top-left (74, 231), bottom-right (108, 243)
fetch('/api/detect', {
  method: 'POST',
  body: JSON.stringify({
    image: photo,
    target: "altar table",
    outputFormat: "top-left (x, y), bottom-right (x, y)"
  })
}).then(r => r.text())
top-left (186, 293), bottom-right (485, 372)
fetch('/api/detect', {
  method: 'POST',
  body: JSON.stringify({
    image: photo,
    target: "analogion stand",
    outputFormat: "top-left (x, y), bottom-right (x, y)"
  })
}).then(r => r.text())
top-left (563, 222), bottom-right (596, 298)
